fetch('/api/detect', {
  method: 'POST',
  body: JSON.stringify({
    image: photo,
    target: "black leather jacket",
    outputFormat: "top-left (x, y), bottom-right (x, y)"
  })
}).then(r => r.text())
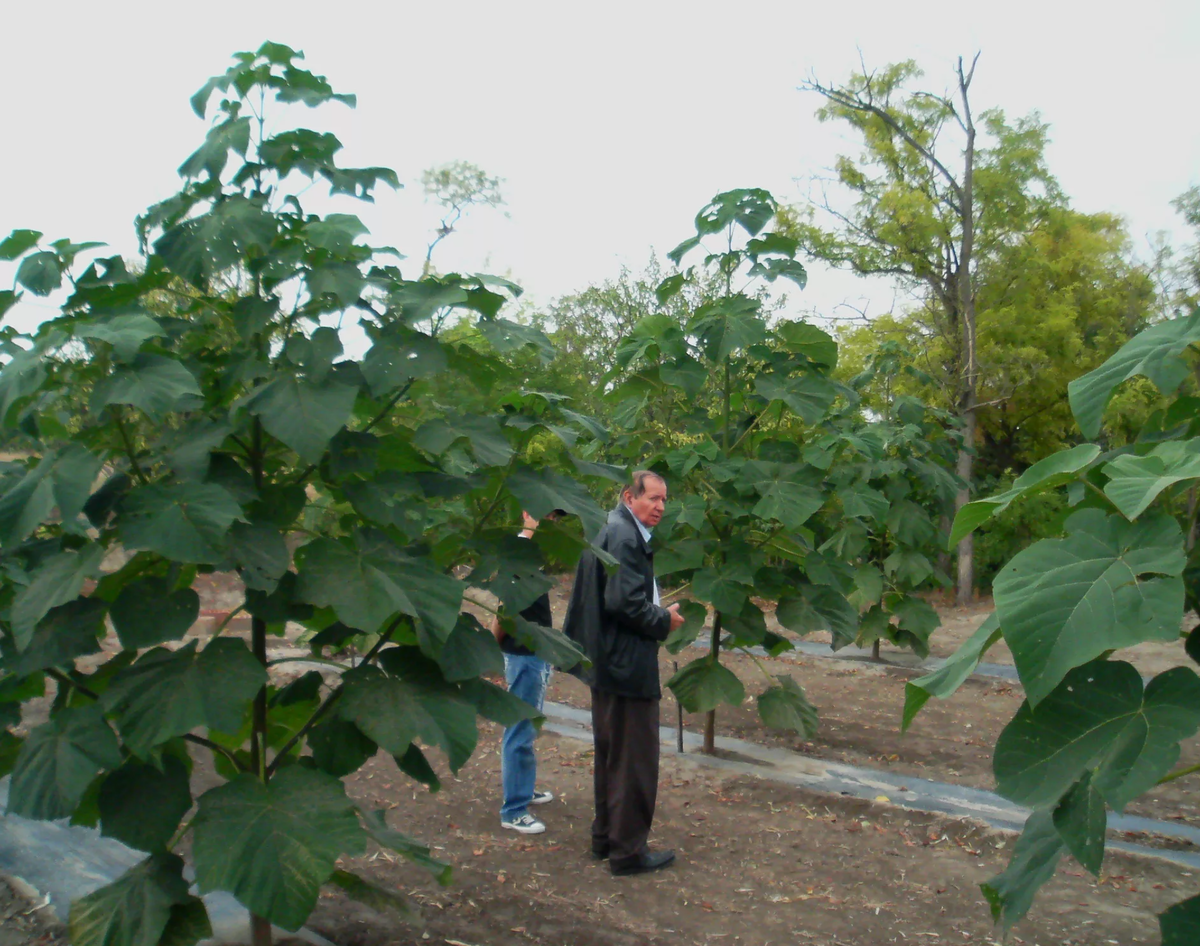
top-left (563, 503), bottom-right (672, 699)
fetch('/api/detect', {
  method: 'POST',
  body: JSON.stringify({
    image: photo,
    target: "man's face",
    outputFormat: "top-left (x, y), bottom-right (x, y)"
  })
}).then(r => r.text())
top-left (626, 477), bottom-right (667, 528)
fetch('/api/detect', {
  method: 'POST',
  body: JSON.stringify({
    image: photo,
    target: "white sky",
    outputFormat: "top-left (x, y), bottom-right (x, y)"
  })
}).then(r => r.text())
top-left (2, 0), bottom-right (1197, 337)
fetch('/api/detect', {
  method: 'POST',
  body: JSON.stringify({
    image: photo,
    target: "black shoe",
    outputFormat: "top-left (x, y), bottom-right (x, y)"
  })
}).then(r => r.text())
top-left (591, 843), bottom-right (609, 860)
top-left (610, 849), bottom-right (676, 876)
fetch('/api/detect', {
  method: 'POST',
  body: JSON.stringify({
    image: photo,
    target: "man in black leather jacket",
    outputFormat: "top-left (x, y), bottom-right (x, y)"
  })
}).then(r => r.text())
top-left (563, 471), bottom-right (685, 876)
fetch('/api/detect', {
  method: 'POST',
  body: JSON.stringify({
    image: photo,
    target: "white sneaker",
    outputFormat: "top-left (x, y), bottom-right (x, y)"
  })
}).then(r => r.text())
top-left (501, 813), bottom-right (545, 835)
top-left (530, 790), bottom-right (554, 805)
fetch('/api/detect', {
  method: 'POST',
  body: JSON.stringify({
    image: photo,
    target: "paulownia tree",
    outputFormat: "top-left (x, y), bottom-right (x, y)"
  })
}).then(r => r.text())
top-left (0, 44), bottom-right (598, 946)
top-left (905, 308), bottom-right (1200, 942)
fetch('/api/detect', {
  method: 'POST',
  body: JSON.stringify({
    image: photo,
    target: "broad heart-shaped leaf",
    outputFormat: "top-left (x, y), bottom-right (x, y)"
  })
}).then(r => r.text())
top-left (754, 372), bottom-right (837, 425)
top-left (776, 321), bottom-right (837, 369)
top-left (9, 704), bottom-right (122, 819)
top-left (504, 467), bottom-right (607, 541)
top-left (687, 294), bottom-right (767, 362)
top-left (15, 250), bottom-right (62, 295)
top-left (413, 413), bottom-right (513, 468)
top-left (1160, 894), bottom-right (1200, 946)
top-left (993, 509), bottom-right (1186, 706)
top-left (358, 806), bottom-right (452, 885)
top-left (775, 584), bottom-right (858, 650)
top-left (157, 898), bottom-right (213, 946)
top-left (1051, 771), bottom-right (1106, 876)
top-left (436, 615), bottom-right (505, 682)
top-left (981, 809), bottom-right (1064, 931)
top-left (244, 373), bottom-right (359, 464)
top-left (102, 639), bottom-right (266, 756)
top-left (0, 445), bottom-right (105, 547)
top-left (508, 614), bottom-right (588, 670)
top-left (477, 318), bottom-right (554, 362)
top-left (738, 460), bottom-right (824, 531)
top-left (327, 869), bottom-right (409, 918)
top-left (193, 767), bottom-right (366, 931)
top-left (692, 188), bottom-right (777, 238)
top-left (473, 534), bottom-right (554, 613)
top-left (1102, 438), bottom-right (1200, 520)
top-left (839, 483), bottom-right (889, 521)
top-left (757, 675), bottom-right (818, 737)
top-left (11, 544), bottom-right (105, 648)
top-left (69, 852), bottom-right (199, 946)
top-left (0, 228), bottom-right (42, 260)
top-left (178, 115), bottom-right (252, 180)
top-left (459, 678), bottom-right (542, 727)
top-left (362, 330), bottom-right (447, 397)
top-left (99, 755), bottom-right (192, 853)
top-left (154, 195), bottom-right (277, 287)
top-left (308, 717), bottom-right (377, 778)
top-left (692, 564), bottom-right (754, 616)
top-left (76, 313), bottom-right (166, 362)
top-left (994, 660), bottom-right (1200, 810)
top-left (110, 577), bottom-right (200, 649)
top-left (119, 482), bottom-right (244, 564)
top-left (228, 521), bottom-right (289, 593)
top-left (664, 600), bottom-right (708, 655)
top-left (655, 539), bottom-right (706, 577)
top-left (949, 443), bottom-right (1102, 547)
top-left (90, 354), bottom-right (203, 418)
top-left (337, 663), bottom-right (476, 772)
top-left (3, 598), bottom-right (105, 677)
top-left (888, 595), bottom-right (940, 657)
top-left (1069, 308), bottom-right (1200, 440)
top-left (902, 613), bottom-right (1001, 731)
top-left (296, 531), bottom-right (463, 639)
top-left (666, 657), bottom-right (745, 713)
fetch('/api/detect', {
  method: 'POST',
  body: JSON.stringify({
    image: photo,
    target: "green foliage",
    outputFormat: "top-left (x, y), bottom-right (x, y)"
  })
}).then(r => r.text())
top-left (0, 43), bottom-right (597, 944)
top-left (921, 308), bottom-right (1200, 932)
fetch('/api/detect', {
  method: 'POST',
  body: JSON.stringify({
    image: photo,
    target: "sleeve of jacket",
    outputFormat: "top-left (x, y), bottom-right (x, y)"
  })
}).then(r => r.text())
top-left (603, 533), bottom-right (671, 642)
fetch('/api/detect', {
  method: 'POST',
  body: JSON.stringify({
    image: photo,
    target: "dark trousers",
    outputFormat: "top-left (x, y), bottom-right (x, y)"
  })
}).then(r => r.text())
top-left (590, 688), bottom-right (660, 863)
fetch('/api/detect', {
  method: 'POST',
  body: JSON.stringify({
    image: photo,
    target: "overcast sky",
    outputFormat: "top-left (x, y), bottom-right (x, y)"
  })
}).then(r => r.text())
top-left (2, 0), bottom-right (1197, 336)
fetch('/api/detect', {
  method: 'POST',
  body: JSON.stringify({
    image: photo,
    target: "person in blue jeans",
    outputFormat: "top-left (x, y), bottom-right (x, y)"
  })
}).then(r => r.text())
top-left (494, 510), bottom-right (562, 834)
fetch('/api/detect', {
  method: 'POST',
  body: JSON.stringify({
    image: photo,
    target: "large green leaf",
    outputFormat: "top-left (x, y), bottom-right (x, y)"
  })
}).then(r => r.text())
top-left (296, 531), bottom-right (463, 638)
top-left (993, 509), bottom-right (1185, 705)
top-left (15, 251), bottom-right (62, 295)
top-left (1068, 309), bottom-right (1200, 440)
top-left (1160, 895), bottom-right (1200, 946)
top-left (757, 675), bottom-right (818, 737)
top-left (666, 657), bottom-right (745, 713)
top-left (980, 809), bottom-right (1064, 931)
top-left (687, 295), bottom-right (766, 362)
top-left (739, 460), bottom-right (824, 530)
top-left (358, 806), bottom-right (452, 885)
top-left (436, 614), bottom-right (505, 681)
top-left (902, 613), bottom-right (1000, 731)
top-left (362, 331), bottom-right (446, 397)
top-left (413, 413), bottom-right (512, 467)
top-left (1102, 438), bottom-right (1200, 520)
top-left (77, 314), bottom-right (166, 362)
top-left (692, 564), bottom-right (754, 616)
top-left (69, 853), bottom-right (201, 946)
top-left (110, 577), bottom-right (200, 649)
top-left (775, 584), bottom-right (858, 650)
top-left (1051, 771), bottom-right (1106, 876)
top-left (8, 705), bottom-right (122, 819)
top-left (0, 228), bottom-right (42, 260)
top-left (193, 767), bottom-right (365, 931)
top-left (327, 869), bottom-right (409, 918)
top-left (0, 445), bottom-right (105, 546)
top-left (664, 599), bottom-right (708, 654)
top-left (948, 443), bottom-right (1101, 547)
top-left (244, 374), bottom-right (359, 463)
top-left (98, 755), bottom-right (192, 853)
top-left (754, 372), bottom-right (837, 425)
top-left (90, 355), bottom-right (203, 418)
top-left (178, 115), bottom-right (252, 179)
top-left (994, 660), bottom-right (1200, 810)
top-left (119, 482), bottom-right (244, 564)
top-left (307, 717), bottom-right (377, 778)
top-left (839, 483), bottom-right (889, 521)
top-left (154, 196), bottom-right (277, 287)
top-left (776, 321), bottom-right (837, 368)
top-left (228, 521), bottom-right (289, 593)
top-left (504, 467), bottom-right (607, 540)
top-left (458, 677), bottom-right (542, 727)
top-left (4, 598), bottom-right (105, 676)
top-left (338, 663), bottom-right (476, 772)
top-left (10, 544), bottom-right (105, 648)
top-left (102, 639), bottom-right (266, 756)
top-left (508, 614), bottom-right (588, 669)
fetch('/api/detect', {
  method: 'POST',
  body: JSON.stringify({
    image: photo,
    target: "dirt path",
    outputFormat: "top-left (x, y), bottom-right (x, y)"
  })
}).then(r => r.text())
top-left (308, 725), bottom-right (1194, 946)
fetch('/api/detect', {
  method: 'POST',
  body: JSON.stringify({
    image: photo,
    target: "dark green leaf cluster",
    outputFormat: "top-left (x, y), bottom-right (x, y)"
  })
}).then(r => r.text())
top-left (911, 308), bottom-right (1200, 936)
top-left (0, 44), bottom-right (611, 946)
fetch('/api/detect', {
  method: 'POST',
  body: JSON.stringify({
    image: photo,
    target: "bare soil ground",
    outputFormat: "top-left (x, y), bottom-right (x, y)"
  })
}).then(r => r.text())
top-left (7, 571), bottom-right (1198, 945)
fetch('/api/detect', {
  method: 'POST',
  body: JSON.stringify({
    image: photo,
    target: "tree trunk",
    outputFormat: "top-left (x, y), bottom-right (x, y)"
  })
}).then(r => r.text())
top-left (954, 54), bottom-right (979, 607)
top-left (871, 638), bottom-right (881, 662)
top-left (251, 914), bottom-right (272, 946)
top-left (703, 612), bottom-right (722, 754)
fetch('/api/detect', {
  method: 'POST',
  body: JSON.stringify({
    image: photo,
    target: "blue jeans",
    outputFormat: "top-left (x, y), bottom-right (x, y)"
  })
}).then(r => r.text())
top-left (501, 653), bottom-right (551, 820)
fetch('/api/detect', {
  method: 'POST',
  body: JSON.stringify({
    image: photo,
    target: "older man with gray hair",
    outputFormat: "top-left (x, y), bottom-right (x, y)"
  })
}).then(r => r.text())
top-left (563, 470), bottom-right (685, 876)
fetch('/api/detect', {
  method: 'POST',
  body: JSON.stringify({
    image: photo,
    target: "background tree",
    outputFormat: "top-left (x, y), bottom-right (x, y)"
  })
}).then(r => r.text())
top-left (795, 55), bottom-right (1061, 603)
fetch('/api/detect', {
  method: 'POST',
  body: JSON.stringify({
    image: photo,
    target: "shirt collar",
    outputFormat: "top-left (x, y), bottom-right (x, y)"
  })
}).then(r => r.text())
top-left (625, 504), bottom-right (653, 544)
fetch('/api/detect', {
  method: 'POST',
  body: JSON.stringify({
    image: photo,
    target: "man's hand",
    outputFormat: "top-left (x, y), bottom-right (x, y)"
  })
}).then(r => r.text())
top-left (667, 602), bottom-right (685, 632)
